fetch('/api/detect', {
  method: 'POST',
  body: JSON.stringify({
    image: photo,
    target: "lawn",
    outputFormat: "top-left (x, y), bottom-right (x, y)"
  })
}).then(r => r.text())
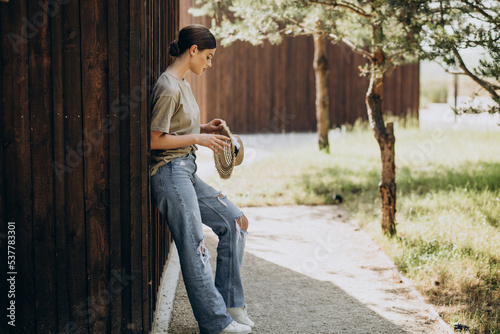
top-left (214, 122), bottom-right (500, 334)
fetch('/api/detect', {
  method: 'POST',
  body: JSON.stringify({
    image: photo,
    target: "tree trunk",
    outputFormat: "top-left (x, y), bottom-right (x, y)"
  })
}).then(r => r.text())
top-left (313, 33), bottom-right (330, 152)
top-left (366, 61), bottom-right (397, 237)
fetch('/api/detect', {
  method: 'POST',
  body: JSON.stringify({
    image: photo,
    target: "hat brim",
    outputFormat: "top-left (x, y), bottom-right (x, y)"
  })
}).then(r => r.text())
top-left (214, 124), bottom-right (235, 179)
top-left (213, 124), bottom-right (244, 179)
top-left (232, 134), bottom-right (244, 166)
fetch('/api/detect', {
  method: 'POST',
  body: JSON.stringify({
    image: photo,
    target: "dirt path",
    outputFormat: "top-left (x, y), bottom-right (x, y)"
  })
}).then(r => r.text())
top-left (166, 205), bottom-right (450, 334)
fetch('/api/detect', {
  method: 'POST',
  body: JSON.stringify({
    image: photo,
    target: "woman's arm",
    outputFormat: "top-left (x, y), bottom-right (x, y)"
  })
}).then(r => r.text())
top-left (151, 131), bottom-right (230, 153)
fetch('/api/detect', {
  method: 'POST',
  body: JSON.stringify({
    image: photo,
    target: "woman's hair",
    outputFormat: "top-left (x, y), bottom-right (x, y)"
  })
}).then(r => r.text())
top-left (169, 24), bottom-right (216, 57)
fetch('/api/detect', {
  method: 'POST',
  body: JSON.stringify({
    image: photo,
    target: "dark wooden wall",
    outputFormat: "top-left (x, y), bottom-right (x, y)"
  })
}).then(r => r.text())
top-left (0, 0), bottom-right (177, 333)
top-left (180, 1), bottom-right (420, 133)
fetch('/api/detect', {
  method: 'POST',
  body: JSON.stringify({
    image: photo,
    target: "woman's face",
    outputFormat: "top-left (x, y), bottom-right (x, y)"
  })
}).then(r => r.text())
top-left (189, 46), bottom-right (216, 75)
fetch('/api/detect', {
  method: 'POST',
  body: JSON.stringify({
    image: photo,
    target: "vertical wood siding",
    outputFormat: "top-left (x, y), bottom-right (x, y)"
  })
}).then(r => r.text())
top-left (180, 2), bottom-right (420, 133)
top-left (0, 0), bottom-right (178, 332)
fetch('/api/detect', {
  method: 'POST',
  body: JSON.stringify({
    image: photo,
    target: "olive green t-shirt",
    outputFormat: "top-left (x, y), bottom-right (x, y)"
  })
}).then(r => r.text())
top-left (150, 72), bottom-right (200, 176)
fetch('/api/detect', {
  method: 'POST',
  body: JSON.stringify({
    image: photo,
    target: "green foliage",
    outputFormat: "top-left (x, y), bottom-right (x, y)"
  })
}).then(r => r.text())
top-left (191, 0), bottom-right (423, 73)
top-left (410, 0), bottom-right (500, 114)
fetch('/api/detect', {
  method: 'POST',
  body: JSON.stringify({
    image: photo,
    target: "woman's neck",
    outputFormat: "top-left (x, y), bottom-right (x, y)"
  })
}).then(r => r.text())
top-left (166, 57), bottom-right (190, 80)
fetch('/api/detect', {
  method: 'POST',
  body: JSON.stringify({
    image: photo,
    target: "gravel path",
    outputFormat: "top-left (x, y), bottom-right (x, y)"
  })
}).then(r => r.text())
top-left (166, 205), bottom-right (450, 334)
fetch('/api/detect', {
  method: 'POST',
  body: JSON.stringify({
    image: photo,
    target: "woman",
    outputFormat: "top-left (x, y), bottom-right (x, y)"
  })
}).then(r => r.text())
top-left (150, 24), bottom-right (253, 334)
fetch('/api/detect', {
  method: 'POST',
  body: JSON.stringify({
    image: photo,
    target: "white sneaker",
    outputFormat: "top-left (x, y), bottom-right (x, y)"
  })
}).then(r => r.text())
top-left (218, 320), bottom-right (252, 333)
top-left (227, 305), bottom-right (254, 328)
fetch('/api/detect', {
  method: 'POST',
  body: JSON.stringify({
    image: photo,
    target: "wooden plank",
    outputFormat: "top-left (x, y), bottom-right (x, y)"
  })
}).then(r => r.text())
top-left (268, 43), bottom-right (278, 132)
top-left (80, 0), bottom-right (111, 331)
top-left (337, 44), bottom-right (347, 126)
top-left (400, 65), bottom-right (407, 118)
top-left (0, 13), bottom-right (2, 238)
top-left (149, 0), bottom-right (158, 322)
top-left (228, 42), bottom-right (236, 129)
top-left (278, 40), bottom-right (285, 132)
top-left (389, 67), bottom-right (395, 116)
top-left (397, 65), bottom-right (403, 116)
top-left (255, 43), bottom-right (274, 131)
top-left (144, 0), bottom-right (152, 328)
top-left (244, 42), bottom-right (251, 132)
top-left (336, 43), bottom-right (345, 126)
top-left (141, 0), bottom-right (151, 330)
top-left (50, 4), bottom-right (71, 332)
top-left (130, 0), bottom-right (143, 331)
top-left (303, 36), bottom-right (309, 131)
top-left (60, 0), bottom-right (88, 330)
top-left (415, 63), bottom-right (420, 118)
top-left (0, 5), bottom-right (9, 334)
top-left (151, 0), bottom-right (159, 294)
top-left (248, 42), bottom-right (257, 133)
top-left (2, 1), bottom-right (36, 331)
top-left (118, 0), bottom-right (133, 331)
top-left (255, 43), bottom-right (263, 133)
top-left (330, 42), bottom-right (339, 128)
top-left (26, 0), bottom-right (57, 331)
top-left (107, 0), bottom-right (122, 332)
top-left (306, 36), bottom-right (316, 131)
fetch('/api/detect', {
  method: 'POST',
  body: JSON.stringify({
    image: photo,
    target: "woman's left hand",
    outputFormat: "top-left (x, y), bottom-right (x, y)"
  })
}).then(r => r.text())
top-left (201, 118), bottom-right (226, 134)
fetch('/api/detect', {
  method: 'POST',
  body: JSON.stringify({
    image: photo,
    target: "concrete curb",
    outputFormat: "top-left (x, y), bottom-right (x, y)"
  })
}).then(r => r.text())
top-left (152, 243), bottom-right (181, 333)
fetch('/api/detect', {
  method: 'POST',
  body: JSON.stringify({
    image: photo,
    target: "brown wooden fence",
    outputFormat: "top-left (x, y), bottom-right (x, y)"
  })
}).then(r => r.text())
top-left (0, 0), bottom-right (177, 333)
top-left (180, 1), bottom-right (420, 133)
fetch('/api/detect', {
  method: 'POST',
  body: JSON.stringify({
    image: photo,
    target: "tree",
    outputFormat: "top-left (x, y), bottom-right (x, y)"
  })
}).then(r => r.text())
top-left (416, 0), bottom-right (500, 114)
top-left (191, 2), bottom-right (344, 151)
top-left (192, 0), bottom-right (424, 236)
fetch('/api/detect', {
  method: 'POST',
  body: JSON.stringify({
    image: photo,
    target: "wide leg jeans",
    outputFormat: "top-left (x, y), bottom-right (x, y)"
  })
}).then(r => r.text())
top-left (151, 152), bottom-right (247, 334)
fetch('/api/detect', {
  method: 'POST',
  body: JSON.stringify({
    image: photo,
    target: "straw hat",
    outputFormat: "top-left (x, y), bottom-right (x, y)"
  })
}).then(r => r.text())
top-left (213, 124), bottom-right (244, 179)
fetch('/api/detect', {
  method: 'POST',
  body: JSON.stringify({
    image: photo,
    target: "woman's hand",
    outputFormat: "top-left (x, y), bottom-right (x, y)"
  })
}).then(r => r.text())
top-left (196, 133), bottom-right (230, 153)
top-left (201, 118), bottom-right (226, 134)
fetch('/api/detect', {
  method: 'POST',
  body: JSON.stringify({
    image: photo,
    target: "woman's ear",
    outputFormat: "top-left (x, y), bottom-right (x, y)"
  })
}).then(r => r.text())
top-left (189, 45), bottom-right (197, 56)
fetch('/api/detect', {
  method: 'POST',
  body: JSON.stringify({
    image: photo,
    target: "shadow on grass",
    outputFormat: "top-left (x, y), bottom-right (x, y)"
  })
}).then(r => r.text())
top-left (299, 161), bottom-right (500, 227)
top-left (398, 161), bottom-right (500, 195)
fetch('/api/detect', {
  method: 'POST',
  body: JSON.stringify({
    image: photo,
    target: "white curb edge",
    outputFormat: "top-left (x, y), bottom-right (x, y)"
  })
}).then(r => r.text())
top-left (152, 242), bottom-right (181, 334)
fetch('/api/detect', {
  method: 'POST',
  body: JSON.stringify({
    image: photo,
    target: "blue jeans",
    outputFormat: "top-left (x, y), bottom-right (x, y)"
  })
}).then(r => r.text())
top-left (151, 152), bottom-right (247, 334)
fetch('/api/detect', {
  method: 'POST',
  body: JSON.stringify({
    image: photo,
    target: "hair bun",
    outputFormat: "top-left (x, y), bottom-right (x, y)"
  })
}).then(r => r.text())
top-left (169, 40), bottom-right (180, 57)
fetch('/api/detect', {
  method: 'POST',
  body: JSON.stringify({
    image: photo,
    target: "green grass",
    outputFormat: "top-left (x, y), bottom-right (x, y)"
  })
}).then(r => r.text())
top-left (217, 123), bottom-right (500, 333)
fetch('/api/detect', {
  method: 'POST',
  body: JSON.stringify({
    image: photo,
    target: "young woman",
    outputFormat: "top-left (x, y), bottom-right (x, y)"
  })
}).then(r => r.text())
top-left (150, 24), bottom-right (253, 334)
